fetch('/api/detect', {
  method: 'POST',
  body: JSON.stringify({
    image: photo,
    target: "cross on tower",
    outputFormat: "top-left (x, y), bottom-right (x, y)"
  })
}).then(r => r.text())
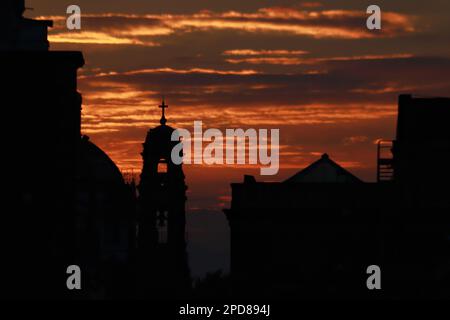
top-left (159, 98), bottom-right (168, 125)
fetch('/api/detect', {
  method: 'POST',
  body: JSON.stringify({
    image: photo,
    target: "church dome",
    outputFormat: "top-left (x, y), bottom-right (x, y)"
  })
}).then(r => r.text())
top-left (79, 135), bottom-right (124, 185)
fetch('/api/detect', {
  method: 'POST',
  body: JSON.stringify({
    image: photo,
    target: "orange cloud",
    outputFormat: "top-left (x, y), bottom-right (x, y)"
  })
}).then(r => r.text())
top-left (226, 57), bottom-right (304, 65)
top-left (122, 68), bottom-right (260, 76)
top-left (226, 53), bottom-right (414, 65)
top-left (223, 49), bottom-right (308, 56)
top-left (48, 31), bottom-right (159, 46)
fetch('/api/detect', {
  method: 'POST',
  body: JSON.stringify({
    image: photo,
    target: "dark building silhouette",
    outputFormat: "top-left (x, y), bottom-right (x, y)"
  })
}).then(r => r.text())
top-left (225, 95), bottom-right (450, 299)
top-left (2, 0), bottom-right (135, 299)
top-left (137, 100), bottom-right (191, 298)
top-left (1, 0), bottom-right (52, 51)
top-left (284, 153), bottom-right (362, 183)
top-left (392, 95), bottom-right (450, 204)
top-left (379, 95), bottom-right (450, 298)
top-left (2, 1), bottom-right (192, 299)
top-left (225, 155), bottom-right (386, 299)
top-left (76, 136), bottom-right (136, 298)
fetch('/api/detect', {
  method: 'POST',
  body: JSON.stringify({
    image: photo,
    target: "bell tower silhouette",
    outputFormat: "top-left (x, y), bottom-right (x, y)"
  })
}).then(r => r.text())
top-left (137, 99), bottom-right (191, 297)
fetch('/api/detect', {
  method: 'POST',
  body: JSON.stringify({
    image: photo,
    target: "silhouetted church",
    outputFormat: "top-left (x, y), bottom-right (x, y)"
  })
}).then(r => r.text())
top-left (137, 100), bottom-right (191, 298)
top-left (2, 0), bottom-right (191, 299)
top-left (225, 94), bottom-right (450, 299)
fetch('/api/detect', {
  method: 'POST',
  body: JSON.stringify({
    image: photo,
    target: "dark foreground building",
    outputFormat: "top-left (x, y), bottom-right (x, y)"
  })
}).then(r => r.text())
top-left (2, 0), bottom-right (135, 299)
top-left (1, 1), bottom-right (193, 299)
top-left (225, 95), bottom-right (450, 299)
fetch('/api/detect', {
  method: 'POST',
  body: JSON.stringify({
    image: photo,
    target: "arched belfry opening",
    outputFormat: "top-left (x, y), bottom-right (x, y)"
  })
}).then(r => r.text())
top-left (137, 99), bottom-right (190, 297)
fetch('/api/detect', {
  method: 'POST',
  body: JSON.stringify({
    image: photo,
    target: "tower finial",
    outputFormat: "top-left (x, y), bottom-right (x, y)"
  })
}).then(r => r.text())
top-left (159, 97), bottom-right (168, 125)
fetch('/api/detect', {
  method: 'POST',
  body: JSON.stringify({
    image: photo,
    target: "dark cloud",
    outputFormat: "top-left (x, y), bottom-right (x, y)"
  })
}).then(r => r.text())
top-left (80, 56), bottom-right (450, 109)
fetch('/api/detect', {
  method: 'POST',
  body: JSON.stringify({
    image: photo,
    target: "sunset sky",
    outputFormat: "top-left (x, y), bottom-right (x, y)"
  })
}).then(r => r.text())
top-left (28, 0), bottom-right (450, 276)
